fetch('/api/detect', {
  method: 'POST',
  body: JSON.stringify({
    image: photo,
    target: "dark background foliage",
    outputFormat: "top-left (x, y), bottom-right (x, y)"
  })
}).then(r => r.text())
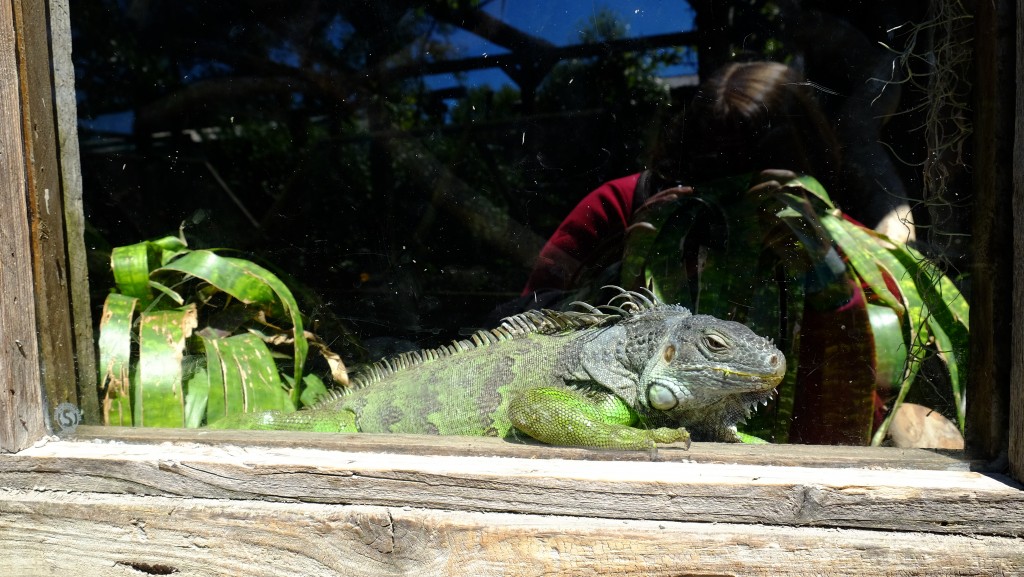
top-left (73, 0), bottom-right (937, 363)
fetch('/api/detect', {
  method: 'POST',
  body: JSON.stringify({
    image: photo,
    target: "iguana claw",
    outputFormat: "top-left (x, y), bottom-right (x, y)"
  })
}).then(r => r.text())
top-left (649, 426), bottom-right (691, 448)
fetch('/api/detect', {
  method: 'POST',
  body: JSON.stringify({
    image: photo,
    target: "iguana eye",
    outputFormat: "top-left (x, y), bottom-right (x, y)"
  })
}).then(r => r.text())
top-left (663, 344), bottom-right (676, 363)
top-left (704, 333), bottom-right (729, 352)
top-left (648, 383), bottom-right (678, 410)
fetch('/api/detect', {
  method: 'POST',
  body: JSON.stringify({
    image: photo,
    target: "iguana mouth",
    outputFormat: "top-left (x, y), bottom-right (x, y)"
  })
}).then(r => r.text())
top-left (708, 365), bottom-right (784, 390)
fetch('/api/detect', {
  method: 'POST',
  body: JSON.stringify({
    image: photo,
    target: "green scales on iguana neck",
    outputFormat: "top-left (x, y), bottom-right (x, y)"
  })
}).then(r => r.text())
top-left (211, 288), bottom-right (786, 450)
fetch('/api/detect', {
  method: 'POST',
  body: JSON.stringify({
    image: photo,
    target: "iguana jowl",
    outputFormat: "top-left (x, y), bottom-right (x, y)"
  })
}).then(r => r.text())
top-left (211, 288), bottom-right (786, 450)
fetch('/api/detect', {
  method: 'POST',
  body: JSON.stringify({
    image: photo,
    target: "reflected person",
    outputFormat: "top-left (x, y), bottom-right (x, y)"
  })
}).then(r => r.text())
top-left (523, 61), bottom-right (877, 444)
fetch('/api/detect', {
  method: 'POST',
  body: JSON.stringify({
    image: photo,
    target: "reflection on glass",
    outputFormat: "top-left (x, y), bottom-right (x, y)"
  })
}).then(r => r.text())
top-left (73, 2), bottom-right (968, 449)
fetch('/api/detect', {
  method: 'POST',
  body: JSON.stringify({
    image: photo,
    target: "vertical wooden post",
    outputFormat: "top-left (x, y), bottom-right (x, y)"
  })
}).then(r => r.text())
top-left (0, 0), bottom-right (47, 451)
top-left (1010, 0), bottom-right (1024, 483)
top-left (966, 0), bottom-right (1015, 465)
top-left (49, 0), bottom-right (100, 424)
top-left (12, 0), bottom-right (97, 424)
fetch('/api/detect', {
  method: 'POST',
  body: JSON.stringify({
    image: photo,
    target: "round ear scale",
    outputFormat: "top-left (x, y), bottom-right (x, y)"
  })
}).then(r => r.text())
top-left (648, 383), bottom-right (679, 410)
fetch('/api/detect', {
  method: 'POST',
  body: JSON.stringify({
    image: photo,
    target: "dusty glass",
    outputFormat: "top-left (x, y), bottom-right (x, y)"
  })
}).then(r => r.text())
top-left (70, 1), bottom-right (970, 449)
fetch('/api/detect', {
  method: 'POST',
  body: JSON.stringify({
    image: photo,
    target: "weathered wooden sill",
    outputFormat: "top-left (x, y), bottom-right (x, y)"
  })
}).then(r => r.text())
top-left (1, 428), bottom-right (1022, 576)
top-left (71, 425), bottom-right (976, 468)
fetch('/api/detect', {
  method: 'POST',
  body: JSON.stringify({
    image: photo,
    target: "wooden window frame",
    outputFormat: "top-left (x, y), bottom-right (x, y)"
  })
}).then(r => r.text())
top-left (1, 1), bottom-right (1022, 574)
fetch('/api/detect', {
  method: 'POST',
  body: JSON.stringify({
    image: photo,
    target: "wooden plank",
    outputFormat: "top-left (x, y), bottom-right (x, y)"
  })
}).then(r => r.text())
top-left (1011, 0), bottom-right (1024, 483)
top-left (70, 425), bottom-right (974, 470)
top-left (1, 490), bottom-right (1021, 577)
top-left (49, 0), bottom-right (100, 425)
top-left (0, 0), bottom-right (47, 452)
top-left (967, 0), bottom-right (1015, 464)
top-left (2, 438), bottom-right (1021, 537)
top-left (12, 0), bottom-right (82, 415)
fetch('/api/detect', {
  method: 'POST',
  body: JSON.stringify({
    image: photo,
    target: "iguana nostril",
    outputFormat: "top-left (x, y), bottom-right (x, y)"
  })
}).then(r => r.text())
top-left (770, 354), bottom-right (779, 366)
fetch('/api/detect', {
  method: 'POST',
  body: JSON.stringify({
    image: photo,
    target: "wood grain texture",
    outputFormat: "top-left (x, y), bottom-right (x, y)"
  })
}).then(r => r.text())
top-left (70, 425), bottom-right (974, 470)
top-left (49, 0), bottom-right (100, 425)
top-left (3, 438), bottom-right (1021, 537)
top-left (1, 489), bottom-right (1021, 577)
top-left (13, 0), bottom-right (81, 415)
top-left (967, 0), bottom-right (1015, 464)
top-left (1011, 0), bottom-right (1024, 484)
top-left (0, 0), bottom-right (47, 452)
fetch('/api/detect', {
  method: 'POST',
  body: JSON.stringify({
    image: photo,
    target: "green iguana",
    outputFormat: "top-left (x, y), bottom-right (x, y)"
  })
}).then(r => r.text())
top-left (210, 288), bottom-right (786, 450)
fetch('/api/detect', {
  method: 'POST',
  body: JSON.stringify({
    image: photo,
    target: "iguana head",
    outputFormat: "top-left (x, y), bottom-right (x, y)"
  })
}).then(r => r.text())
top-left (635, 312), bottom-right (786, 423)
top-left (570, 288), bottom-right (786, 439)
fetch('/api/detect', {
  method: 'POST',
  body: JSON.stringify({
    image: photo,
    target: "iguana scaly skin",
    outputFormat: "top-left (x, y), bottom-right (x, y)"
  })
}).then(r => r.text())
top-left (210, 289), bottom-right (786, 450)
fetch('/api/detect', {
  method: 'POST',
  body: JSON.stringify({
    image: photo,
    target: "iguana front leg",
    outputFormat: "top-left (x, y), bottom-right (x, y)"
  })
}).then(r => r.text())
top-left (507, 387), bottom-right (690, 451)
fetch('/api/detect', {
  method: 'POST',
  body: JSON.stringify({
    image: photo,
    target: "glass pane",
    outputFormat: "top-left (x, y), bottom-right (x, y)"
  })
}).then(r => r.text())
top-left (72, 1), bottom-right (969, 449)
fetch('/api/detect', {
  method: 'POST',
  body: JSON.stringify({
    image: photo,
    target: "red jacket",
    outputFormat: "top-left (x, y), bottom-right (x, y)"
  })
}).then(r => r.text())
top-left (523, 174), bottom-right (640, 294)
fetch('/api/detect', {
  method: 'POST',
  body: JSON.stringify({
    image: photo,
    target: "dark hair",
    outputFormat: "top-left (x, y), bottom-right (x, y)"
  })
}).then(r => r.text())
top-left (651, 62), bottom-right (843, 201)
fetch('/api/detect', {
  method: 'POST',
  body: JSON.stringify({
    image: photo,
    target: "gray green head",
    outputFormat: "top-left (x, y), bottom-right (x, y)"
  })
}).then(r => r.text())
top-left (635, 312), bottom-right (786, 416)
top-left (574, 289), bottom-right (785, 437)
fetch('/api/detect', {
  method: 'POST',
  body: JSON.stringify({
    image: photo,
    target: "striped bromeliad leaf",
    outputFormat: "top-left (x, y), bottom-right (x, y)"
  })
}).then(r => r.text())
top-left (98, 235), bottom-right (335, 428)
top-left (158, 250), bottom-right (309, 403)
top-left (820, 215), bottom-right (969, 439)
top-left (109, 234), bottom-right (189, 303)
top-left (98, 293), bottom-right (138, 426)
top-left (135, 305), bottom-right (198, 427)
top-left (621, 173), bottom-right (969, 444)
top-left (202, 332), bottom-right (295, 427)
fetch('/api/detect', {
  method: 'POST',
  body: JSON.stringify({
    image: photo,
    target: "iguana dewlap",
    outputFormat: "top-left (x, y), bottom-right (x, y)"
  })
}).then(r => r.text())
top-left (210, 288), bottom-right (786, 450)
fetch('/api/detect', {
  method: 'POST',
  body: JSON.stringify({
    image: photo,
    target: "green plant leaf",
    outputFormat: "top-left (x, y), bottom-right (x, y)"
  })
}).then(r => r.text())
top-left (689, 196), bottom-right (766, 322)
top-left (110, 242), bottom-right (156, 301)
top-left (784, 175), bottom-right (836, 209)
top-left (149, 279), bottom-right (185, 306)
top-left (135, 305), bottom-right (198, 427)
top-left (159, 250), bottom-right (277, 305)
top-left (183, 365), bottom-right (210, 429)
top-left (820, 214), bottom-right (904, 313)
top-left (150, 234), bottom-right (189, 263)
top-left (625, 174), bottom-right (757, 315)
top-left (158, 250), bottom-right (310, 401)
top-left (204, 333), bottom-right (295, 425)
top-left (909, 247), bottom-right (969, 329)
top-left (298, 374), bottom-right (329, 408)
top-left (111, 236), bottom-right (191, 305)
top-left (785, 198), bottom-right (968, 444)
top-left (98, 293), bottom-right (138, 426)
top-left (890, 248), bottom-right (969, 429)
top-left (865, 303), bottom-right (908, 392)
top-left (829, 227), bottom-right (938, 445)
top-left (201, 336), bottom-right (228, 421)
top-left (227, 259), bottom-right (309, 394)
